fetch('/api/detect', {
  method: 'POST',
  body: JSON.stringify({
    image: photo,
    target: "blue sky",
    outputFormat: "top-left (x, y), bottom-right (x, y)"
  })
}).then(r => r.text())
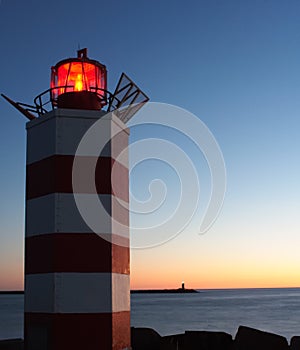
top-left (1, 0), bottom-right (300, 289)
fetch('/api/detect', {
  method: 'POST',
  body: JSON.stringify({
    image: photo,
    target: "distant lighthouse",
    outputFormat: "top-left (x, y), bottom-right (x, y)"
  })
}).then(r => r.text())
top-left (2, 48), bottom-right (148, 350)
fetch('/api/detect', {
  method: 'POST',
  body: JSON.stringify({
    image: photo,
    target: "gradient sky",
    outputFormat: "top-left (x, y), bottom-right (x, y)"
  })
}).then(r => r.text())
top-left (1, 0), bottom-right (300, 290)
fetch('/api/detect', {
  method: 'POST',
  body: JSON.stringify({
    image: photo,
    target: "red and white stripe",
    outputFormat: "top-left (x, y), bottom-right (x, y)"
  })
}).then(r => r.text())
top-left (24, 109), bottom-right (130, 350)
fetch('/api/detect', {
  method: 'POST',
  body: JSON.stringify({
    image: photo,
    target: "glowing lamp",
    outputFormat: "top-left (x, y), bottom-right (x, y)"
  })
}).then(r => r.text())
top-left (2, 48), bottom-right (149, 123)
top-left (50, 48), bottom-right (107, 110)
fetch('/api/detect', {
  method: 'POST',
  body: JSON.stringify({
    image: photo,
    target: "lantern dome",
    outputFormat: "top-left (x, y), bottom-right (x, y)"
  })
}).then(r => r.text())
top-left (50, 48), bottom-right (107, 110)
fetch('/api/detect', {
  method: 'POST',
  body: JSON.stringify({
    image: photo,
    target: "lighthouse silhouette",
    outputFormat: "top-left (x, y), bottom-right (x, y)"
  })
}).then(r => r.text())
top-left (2, 48), bottom-right (148, 350)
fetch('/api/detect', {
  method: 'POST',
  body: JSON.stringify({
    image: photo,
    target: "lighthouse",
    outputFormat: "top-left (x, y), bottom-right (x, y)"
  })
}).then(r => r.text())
top-left (2, 49), bottom-right (148, 350)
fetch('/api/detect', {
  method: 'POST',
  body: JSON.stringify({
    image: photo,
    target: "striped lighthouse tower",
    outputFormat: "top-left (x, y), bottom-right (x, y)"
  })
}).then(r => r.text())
top-left (2, 48), bottom-right (148, 350)
top-left (24, 108), bottom-right (130, 350)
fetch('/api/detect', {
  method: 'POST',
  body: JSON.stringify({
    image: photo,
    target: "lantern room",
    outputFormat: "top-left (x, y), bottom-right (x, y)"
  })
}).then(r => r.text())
top-left (50, 48), bottom-right (107, 110)
top-left (2, 48), bottom-right (149, 122)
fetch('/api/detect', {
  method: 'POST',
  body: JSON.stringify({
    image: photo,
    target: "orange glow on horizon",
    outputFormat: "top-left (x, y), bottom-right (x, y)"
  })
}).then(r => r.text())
top-left (130, 248), bottom-right (300, 290)
top-left (1, 270), bottom-right (300, 291)
top-left (2, 234), bottom-right (300, 291)
top-left (130, 274), bottom-right (300, 291)
top-left (0, 264), bottom-right (23, 291)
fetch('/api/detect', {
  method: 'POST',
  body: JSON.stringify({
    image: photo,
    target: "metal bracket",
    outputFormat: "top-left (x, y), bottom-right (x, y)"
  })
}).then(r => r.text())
top-left (108, 73), bottom-right (149, 123)
top-left (1, 94), bottom-right (36, 120)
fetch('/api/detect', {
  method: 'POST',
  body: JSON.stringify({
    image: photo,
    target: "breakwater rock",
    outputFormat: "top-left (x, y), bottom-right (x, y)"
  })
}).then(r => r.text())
top-left (131, 325), bottom-right (296, 349)
top-left (131, 289), bottom-right (198, 294)
top-left (0, 339), bottom-right (23, 350)
top-left (0, 326), bottom-right (298, 349)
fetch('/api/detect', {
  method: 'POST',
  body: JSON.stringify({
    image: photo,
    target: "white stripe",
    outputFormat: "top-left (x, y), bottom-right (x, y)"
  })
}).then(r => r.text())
top-left (113, 273), bottom-right (131, 313)
top-left (26, 193), bottom-right (57, 235)
top-left (26, 109), bottom-right (128, 165)
top-left (26, 193), bottom-right (129, 239)
top-left (25, 273), bottom-right (130, 313)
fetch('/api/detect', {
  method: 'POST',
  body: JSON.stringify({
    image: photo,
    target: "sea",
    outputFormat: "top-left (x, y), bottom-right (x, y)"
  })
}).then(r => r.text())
top-left (1, 288), bottom-right (300, 341)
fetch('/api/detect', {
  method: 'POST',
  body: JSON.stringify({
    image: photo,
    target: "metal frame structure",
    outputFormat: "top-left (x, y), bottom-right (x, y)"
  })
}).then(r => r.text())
top-left (2, 51), bottom-right (149, 124)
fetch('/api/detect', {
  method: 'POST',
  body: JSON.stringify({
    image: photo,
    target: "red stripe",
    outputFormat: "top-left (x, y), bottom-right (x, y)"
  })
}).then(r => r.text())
top-left (26, 155), bottom-right (128, 202)
top-left (24, 311), bottom-right (130, 350)
top-left (110, 128), bottom-right (130, 164)
top-left (112, 311), bottom-right (131, 350)
top-left (25, 234), bottom-right (129, 274)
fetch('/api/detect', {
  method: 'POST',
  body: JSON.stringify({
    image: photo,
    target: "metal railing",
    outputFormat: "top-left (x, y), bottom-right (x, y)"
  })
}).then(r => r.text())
top-left (33, 86), bottom-right (113, 116)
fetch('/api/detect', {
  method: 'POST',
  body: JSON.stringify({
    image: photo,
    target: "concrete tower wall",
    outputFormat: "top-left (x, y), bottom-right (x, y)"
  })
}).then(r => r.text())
top-left (24, 109), bottom-right (130, 350)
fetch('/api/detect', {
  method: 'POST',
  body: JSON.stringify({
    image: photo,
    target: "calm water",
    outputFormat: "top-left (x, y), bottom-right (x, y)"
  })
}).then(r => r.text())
top-left (1, 288), bottom-right (300, 341)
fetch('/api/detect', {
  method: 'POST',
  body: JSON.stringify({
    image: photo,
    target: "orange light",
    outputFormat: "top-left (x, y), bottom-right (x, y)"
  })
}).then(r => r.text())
top-left (74, 74), bottom-right (83, 91)
top-left (50, 50), bottom-right (108, 109)
top-left (51, 60), bottom-right (107, 99)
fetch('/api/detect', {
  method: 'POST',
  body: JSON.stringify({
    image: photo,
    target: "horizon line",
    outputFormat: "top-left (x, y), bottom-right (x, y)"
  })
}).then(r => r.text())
top-left (2, 286), bottom-right (300, 293)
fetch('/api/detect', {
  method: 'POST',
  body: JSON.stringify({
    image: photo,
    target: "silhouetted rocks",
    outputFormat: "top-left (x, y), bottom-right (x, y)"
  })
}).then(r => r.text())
top-left (160, 333), bottom-right (185, 349)
top-left (184, 331), bottom-right (233, 350)
top-left (290, 336), bottom-right (300, 349)
top-left (1, 325), bottom-right (298, 350)
top-left (0, 339), bottom-right (23, 350)
top-left (131, 327), bottom-right (161, 350)
top-left (161, 331), bottom-right (232, 350)
top-left (234, 326), bottom-right (289, 350)
top-left (132, 329), bottom-right (233, 349)
top-left (131, 326), bottom-right (295, 349)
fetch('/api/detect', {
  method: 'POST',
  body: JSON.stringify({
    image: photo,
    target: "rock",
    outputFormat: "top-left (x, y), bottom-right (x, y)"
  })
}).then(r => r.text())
top-left (234, 326), bottom-right (289, 350)
top-left (160, 334), bottom-right (185, 350)
top-left (160, 331), bottom-right (233, 350)
top-left (290, 336), bottom-right (300, 349)
top-left (131, 327), bottom-right (161, 350)
top-left (183, 331), bottom-right (233, 350)
top-left (0, 339), bottom-right (23, 350)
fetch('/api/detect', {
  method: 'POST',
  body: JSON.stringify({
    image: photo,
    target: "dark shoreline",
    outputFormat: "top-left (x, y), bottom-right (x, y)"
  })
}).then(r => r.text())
top-left (2, 287), bottom-right (300, 294)
top-left (131, 326), bottom-right (299, 349)
top-left (1, 326), bottom-right (299, 350)
top-left (131, 288), bottom-right (198, 294)
top-left (0, 290), bottom-right (199, 295)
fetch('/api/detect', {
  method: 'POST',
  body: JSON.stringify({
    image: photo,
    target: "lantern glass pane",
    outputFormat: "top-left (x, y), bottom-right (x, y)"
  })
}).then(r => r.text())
top-left (55, 62), bottom-right (103, 94)
top-left (50, 58), bottom-right (107, 106)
